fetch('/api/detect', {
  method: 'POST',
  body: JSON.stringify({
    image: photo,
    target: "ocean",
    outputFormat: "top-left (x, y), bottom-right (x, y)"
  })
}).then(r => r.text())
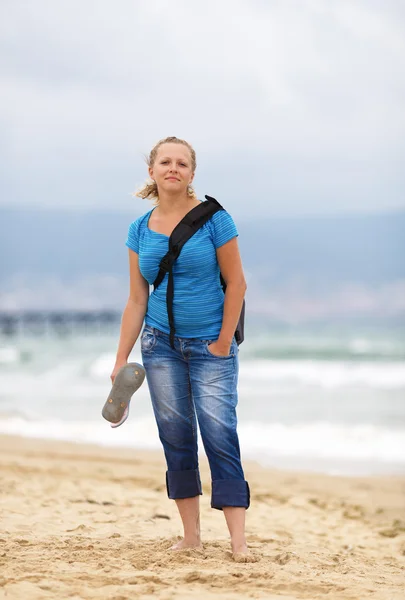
top-left (1, 320), bottom-right (404, 477)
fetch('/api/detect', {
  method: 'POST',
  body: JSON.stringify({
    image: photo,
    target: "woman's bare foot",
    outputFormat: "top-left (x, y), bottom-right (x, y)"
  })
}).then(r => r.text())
top-left (169, 537), bottom-right (202, 551)
top-left (231, 541), bottom-right (258, 563)
top-left (172, 497), bottom-right (201, 551)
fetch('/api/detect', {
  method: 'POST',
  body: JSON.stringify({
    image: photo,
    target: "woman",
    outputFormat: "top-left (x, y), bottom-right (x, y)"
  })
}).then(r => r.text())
top-left (111, 136), bottom-right (250, 561)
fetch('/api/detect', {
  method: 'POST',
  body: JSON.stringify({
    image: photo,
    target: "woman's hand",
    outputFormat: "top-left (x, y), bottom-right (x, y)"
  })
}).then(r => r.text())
top-left (207, 341), bottom-right (231, 357)
top-left (110, 359), bottom-right (127, 383)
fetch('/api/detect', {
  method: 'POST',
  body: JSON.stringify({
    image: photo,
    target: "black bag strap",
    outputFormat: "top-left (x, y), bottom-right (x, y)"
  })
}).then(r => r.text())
top-left (153, 195), bottom-right (224, 348)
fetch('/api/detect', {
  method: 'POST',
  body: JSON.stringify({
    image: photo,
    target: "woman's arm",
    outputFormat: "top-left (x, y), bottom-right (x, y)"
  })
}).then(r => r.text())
top-left (111, 249), bottom-right (149, 381)
top-left (215, 237), bottom-right (247, 353)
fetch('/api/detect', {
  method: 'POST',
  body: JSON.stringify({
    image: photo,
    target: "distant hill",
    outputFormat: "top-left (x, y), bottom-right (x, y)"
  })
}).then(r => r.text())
top-left (1, 207), bottom-right (404, 318)
top-left (1, 208), bottom-right (404, 283)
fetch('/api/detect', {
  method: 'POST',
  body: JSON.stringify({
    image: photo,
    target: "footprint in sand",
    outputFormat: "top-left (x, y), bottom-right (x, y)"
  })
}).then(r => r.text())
top-left (15, 539), bottom-right (30, 545)
top-left (66, 524), bottom-right (95, 533)
top-left (342, 504), bottom-right (366, 520)
top-left (273, 552), bottom-right (295, 565)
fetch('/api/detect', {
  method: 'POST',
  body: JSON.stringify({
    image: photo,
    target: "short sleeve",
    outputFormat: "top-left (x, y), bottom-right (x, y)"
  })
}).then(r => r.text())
top-left (125, 218), bottom-right (141, 254)
top-left (210, 210), bottom-right (239, 249)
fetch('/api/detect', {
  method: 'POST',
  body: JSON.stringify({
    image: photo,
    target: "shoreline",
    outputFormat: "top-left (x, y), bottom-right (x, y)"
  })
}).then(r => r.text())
top-left (1, 422), bottom-right (404, 479)
top-left (1, 434), bottom-right (404, 599)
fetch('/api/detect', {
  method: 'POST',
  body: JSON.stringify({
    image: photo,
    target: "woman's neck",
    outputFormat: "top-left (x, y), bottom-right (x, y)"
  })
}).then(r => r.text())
top-left (156, 193), bottom-right (196, 215)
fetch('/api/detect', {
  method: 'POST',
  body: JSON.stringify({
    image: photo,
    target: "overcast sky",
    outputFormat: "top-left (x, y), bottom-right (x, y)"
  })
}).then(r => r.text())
top-left (1, 0), bottom-right (404, 217)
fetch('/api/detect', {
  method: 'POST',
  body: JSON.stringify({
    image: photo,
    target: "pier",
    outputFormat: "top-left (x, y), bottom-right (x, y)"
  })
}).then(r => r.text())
top-left (0, 311), bottom-right (121, 337)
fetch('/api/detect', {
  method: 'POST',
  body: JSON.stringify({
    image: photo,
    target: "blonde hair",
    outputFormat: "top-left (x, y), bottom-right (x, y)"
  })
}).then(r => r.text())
top-left (134, 136), bottom-right (197, 205)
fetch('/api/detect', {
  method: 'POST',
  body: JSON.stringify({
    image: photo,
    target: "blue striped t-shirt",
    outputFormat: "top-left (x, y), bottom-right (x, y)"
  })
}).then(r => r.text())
top-left (125, 202), bottom-right (238, 339)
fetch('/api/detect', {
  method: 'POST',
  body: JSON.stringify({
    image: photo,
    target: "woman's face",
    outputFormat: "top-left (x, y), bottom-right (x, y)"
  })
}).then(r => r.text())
top-left (149, 143), bottom-right (194, 197)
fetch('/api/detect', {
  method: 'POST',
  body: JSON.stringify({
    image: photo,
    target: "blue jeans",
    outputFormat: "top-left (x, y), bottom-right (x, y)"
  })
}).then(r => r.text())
top-left (140, 324), bottom-right (250, 511)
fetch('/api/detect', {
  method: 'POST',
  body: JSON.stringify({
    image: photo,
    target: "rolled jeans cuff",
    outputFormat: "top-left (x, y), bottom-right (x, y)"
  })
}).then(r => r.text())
top-left (211, 479), bottom-right (250, 511)
top-left (165, 469), bottom-right (202, 499)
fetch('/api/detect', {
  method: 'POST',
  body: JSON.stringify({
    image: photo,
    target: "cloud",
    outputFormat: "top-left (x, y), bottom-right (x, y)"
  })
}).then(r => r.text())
top-left (0, 0), bottom-right (404, 215)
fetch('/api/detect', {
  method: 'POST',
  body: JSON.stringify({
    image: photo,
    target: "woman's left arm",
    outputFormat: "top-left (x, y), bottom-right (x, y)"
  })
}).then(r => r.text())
top-left (215, 237), bottom-right (247, 354)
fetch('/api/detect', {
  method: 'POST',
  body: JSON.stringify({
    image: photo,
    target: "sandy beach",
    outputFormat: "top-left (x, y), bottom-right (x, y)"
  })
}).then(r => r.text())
top-left (0, 434), bottom-right (404, 600)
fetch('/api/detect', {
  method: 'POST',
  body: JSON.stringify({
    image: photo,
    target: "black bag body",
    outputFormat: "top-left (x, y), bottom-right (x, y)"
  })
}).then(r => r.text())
top-left (152, 195), bottom-right (245, 349)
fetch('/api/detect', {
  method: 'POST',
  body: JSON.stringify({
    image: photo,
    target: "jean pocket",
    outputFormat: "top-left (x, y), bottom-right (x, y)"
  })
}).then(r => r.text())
top-left (206, 340), bottom-right (235, 359)
top-left (141, 329), bottom-right (157, 353)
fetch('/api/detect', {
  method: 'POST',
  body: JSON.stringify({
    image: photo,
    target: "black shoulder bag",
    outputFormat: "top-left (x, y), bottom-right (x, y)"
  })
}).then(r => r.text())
top-left (152, 195), bottom-right (246, 349)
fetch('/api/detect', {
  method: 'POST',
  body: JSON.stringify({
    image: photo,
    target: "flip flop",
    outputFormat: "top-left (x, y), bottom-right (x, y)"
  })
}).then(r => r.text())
top-left (102, 362), bottom-right (146, 428)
